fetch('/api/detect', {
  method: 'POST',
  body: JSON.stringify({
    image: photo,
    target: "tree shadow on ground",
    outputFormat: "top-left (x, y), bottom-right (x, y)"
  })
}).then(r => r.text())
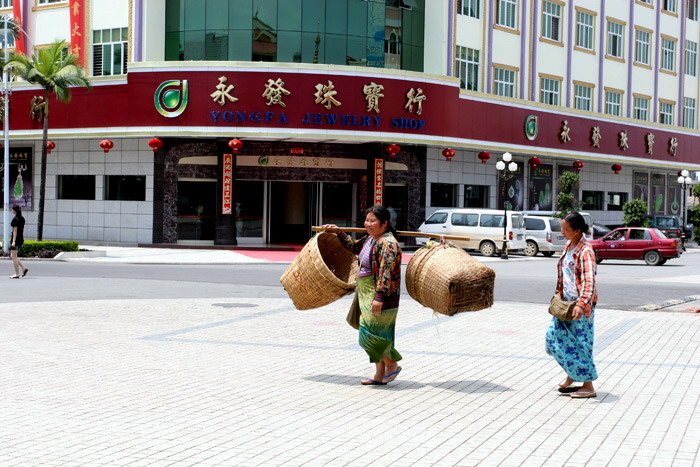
top-left (428, 380), bottom-right (514, 393)
top-left (304, 374), bottom-right (426, 390)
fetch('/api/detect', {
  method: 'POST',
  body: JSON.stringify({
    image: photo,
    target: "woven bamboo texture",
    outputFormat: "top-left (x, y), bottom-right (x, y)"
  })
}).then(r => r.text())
top-left (280, 232), bottom-right (359, 310)
top-left (406, 242), bottom-right (495, 315)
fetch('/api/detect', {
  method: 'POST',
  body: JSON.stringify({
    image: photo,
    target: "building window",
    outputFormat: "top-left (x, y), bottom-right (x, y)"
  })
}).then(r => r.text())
top-left (464, 185), bottom-right (489, 208)
top-left (661, 37), bottom-right (676, 72)
top-left (660, 101), bottom-right (674, 125)
top-left (574, 84), bottom-right (593, 111)
top-left (576, 10), bottom-right (594, 50)
top-left (635, 29), bottom-right (651, 65)
top-left (430, 183), bottom-right (459, 207)
top-left (38, 0), bottom-right (67, 4)
top-left (607, 21), bottom-right (624, 58)
top-left (0, 0), bottom-right (12, 8)
top-left (605, 90), bottom-right (622, 116)
top-left (93, 27), bottom-right (129, 76)
top-left (456, 46), bottom-right (479, 91)
top-left (540, 77), bottom-right (560, 105)
top-left (663, 0), bottom-right (677, 13)
top-left (607, 192), bottom-right (628, 211)
top-left (634, 96), bottom-right (649, 120)
top-left (582, 191), bottom-right (604, 210)
top-left (496, 0), bottom-right (517, 29)
top-left (459, 0), bottom-right (479, 18)
top-left (57, 175), bottom-right (96, 200)
top-left (493, 67), bottom-right (516, 97)
top-left (683, 97), bottom-right (696, 128)
top-left (686, 40), bottom-right (698, 76)
top-left (542, 1), bottom-right (562, 41)
top-left (105, 176), bottom-right (146, 201)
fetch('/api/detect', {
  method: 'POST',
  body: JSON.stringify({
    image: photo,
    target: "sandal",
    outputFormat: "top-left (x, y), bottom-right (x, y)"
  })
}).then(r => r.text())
top-left (9, 275), bottom-right (19, 279)
top-left (570, 390), bottom-right (597, 398)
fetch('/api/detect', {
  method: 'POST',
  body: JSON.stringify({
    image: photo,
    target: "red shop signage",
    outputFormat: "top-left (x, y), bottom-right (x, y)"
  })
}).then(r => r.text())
top-left (222, 153), bottom-right (233, 214)
top-left (374, 158), bottom-right (384, 205)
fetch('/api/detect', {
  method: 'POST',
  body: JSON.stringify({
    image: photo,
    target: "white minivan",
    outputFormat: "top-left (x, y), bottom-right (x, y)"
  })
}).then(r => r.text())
top-left (521, 211), bottom-right (594, 241)
top-left (417, 208), bottom-right (527, 256)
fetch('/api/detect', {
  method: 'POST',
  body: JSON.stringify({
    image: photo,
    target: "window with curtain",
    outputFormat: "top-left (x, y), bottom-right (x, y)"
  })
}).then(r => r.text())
top-left (605, 90), bottom-right (622, 116)
top-left (493, 67), bottom-right (516, 97)
top-left (634, 96), bottom-right (649, 121)
top-left (574, 84), bottom-right (592, 111)
top-left (635, 29), bottom-right (651, 65)
top-left (683, 97), bottom-right (696, 128)
top-left (661, 37), bottom-right (676, 72)
top-left (496, 0), bottom-right (517, 29)
top-left (540, 77), bottom-right (560, 105)
top-left (660, 101), bottom-right (674, 125)
top-left (686, 40), bottom-right (697, 76)
top-left (607, 21), bottom-right (623, 58)
top-left (576, 10), bottom-right (594, 50)
top-left (542, 1), bottom-right (561, 41)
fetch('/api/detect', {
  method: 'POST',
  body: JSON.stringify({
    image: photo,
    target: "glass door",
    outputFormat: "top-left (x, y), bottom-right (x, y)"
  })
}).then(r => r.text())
top-left (321, 182), bottom-right (355, 227)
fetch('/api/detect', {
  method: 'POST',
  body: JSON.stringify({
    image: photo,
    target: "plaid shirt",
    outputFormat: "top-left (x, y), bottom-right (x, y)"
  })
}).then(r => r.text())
top-left (556, 238), bottom-right (598, 313)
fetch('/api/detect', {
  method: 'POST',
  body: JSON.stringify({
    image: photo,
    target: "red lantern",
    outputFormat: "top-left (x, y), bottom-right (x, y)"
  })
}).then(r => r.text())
top-left (477, 151), bottom-right (490, 164)
top-left (99, 139), bottom-right (114, 153)
top-left (386, 144), bottom-right (400, 158)
top-left (611, 164), bottom-right (622, 174)
top-left (148, 138), bottom-right (163, 152)
top-left (573, 160), bottom-right (584, 172)
top-left (228, 138), bottom-right (243, 154)
top-left (442, 148), bottom-right (456, 162)
top-left (46, 141), bottom-right (56, 154)
top-left (528, 156), bottom-right (541, 169)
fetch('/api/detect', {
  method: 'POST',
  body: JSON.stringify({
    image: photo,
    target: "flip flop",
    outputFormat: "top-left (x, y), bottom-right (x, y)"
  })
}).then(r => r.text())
top-left (9, 275), bottom-right (19, 279)
top-left (570, 390), bottom-right (597, 398)
top-left (383, 366), bottom-right (402, 383)
top-left (22, 269), bottom-right (28, 277)
top-left (361, 379), bottom-right (387, 386)
top-left (558, 385), bottom-right (583, 393)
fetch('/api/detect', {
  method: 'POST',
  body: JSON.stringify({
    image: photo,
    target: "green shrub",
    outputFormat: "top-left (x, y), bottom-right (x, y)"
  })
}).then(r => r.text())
top-left (555, 171), bottom-right (580, 218)
top-left (622, 199), bottom-right (650, 227)
top-left (17, 240), bottom-right (79, 257)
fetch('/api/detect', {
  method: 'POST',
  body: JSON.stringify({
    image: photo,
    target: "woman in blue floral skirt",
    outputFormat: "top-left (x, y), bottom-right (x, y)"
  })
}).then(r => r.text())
top-left (546, 211), bottom-right (598, 398)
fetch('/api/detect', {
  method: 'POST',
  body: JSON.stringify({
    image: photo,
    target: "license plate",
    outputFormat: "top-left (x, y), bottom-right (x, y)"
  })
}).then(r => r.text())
top-left (517, 234), bottom-right (523, 240)
top-left (557, 236), bottom-right (564, 240)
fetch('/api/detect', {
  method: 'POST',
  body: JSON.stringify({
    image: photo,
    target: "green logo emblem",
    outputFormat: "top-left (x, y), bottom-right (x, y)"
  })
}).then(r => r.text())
top-left (154, 80), bottom-right (189, 118)
top-left (525, 115), bottom-right (538, 140)
top-left (258, 156), bottom-right (269, 166)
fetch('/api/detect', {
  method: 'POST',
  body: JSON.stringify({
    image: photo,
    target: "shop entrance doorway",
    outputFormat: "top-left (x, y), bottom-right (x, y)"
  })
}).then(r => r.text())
top-left (177, 179), bottom-right (217, 242)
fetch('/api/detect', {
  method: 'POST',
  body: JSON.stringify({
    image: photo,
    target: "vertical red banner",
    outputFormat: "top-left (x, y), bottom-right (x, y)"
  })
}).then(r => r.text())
top-left (373, 158), bottom-right (384, 206)
top-left (12, 0), bottom-right (25, 54)
top-left (222, 153), bottom-right (233, 214)
top-left (69, 0), bottom-right (84, 63)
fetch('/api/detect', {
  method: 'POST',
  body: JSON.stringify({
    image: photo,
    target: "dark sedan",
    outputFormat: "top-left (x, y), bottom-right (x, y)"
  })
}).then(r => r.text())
top-left (589, 227), bottom-right (683, 266)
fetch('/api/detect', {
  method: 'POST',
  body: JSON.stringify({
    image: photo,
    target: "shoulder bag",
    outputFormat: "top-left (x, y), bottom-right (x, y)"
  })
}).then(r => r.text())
top-left (548, 293), bottom-right (576, 321)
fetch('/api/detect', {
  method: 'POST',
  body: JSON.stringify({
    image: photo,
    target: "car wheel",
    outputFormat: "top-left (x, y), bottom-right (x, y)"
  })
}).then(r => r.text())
top-left (595, 253), bottom-right (603, 264)
top-left (658, 258), bottom-right (668, 265)
top-left (480, 241), bottom-right (497, 257)
top-left (644, 250), bottom-right (663, 266)
top-left (542, 252), bottom-right (555, 257)
top-left (524, 240), bottom-right (539, 257)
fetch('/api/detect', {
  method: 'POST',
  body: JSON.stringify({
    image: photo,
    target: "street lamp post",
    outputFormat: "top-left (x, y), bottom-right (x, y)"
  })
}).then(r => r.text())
top-left (677, 169), bottom-right (692, 248)
top-left (2, 18), bottom-right (9, 253)
top-left (496, 152), bottom-right (518, 259)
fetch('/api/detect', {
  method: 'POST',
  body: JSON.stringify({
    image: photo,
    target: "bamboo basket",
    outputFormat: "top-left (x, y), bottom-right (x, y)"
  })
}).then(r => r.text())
top-left (406, 241), bottom-right (495, 315)
top-left (280, 232), bottom-right (359, 310)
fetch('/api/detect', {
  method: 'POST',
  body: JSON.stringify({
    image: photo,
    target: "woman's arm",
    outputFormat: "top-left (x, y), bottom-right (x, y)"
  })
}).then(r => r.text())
top-left (11, 226), bottom-right (17, 245)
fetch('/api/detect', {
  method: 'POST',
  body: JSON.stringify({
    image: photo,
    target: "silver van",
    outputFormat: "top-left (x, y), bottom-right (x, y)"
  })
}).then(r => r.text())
top-left (521, 211), bottom-right (594, 241)
top-left (417, 208), bottom-right (527, 256)
top-left (523, 215), bottom-right (566, 257)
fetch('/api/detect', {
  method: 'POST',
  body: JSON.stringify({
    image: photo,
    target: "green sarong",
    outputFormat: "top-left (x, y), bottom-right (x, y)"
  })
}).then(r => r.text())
top-left (356, 275), bottom-right (402, 363)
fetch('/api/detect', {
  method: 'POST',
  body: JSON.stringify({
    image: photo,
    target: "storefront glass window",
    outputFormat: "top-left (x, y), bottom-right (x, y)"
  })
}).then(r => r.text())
top-left (464, 184), bottom-right (488, 208)
top-left (105, 176), bottom-right (146, 201)
top-left (164, 0), bottom-right (424, 71)
top-left (58, 175), bottom-right (96, 200)
top-left (235, 181), bottom-right (264, 237)
top-left (430, 183), bottom-right (458, 207)
top-left (582, 190), bottom-right (604, 210)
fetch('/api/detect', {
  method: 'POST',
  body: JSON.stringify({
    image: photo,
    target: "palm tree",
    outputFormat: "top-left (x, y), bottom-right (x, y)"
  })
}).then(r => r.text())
top-left (5, 40), bottom-right (91, 240)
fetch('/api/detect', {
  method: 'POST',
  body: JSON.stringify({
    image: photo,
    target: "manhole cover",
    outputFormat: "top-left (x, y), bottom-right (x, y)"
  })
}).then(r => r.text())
top-left (212, 303), bottom-right (258, 308)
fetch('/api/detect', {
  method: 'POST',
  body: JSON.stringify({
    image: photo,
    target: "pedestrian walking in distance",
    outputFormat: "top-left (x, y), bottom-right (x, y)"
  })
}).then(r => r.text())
top-left (322, 205), bottom-right (403, 386)
top-left (546, 211), bottom-right (598, 398)
top-left (9, 205), bottom-right (29, 279)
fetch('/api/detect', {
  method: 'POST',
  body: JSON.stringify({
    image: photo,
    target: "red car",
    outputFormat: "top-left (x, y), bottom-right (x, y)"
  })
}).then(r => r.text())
top-left (589, 227), bottom-right (683, 266)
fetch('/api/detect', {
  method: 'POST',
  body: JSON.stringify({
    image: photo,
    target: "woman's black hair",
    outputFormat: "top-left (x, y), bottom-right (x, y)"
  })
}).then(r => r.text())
top-left (563, 211), bottom-right (589, 234)
top-left (11, 205), bottom-right (23, 219)
top-left (365, 204), bottom-right (397, 235)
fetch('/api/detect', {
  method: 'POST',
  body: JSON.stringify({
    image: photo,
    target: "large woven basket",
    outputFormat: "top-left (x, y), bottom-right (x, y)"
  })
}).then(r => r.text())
top-left (280, 232), bottom-right (359, 310)
top-left (406, 242), bottom-right (495, 315)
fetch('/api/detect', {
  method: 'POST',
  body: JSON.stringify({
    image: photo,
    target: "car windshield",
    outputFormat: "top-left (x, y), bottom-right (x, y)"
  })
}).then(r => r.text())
top-left (653, 228), bottom-right (668, 239)
top-left (425, 212), bottom-right (448, 224)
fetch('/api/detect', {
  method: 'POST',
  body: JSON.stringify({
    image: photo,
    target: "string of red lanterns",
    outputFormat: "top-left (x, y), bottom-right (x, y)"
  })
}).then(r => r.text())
top-left (442, 148), bottom-right (455, 161)
top-left (99, 139), bottom-right (114, 153)
top-left (228, 138), bottom-right (243, 154)
top-left (385, 144), bottom-right (400, 158)
top-left (477, 151), bottom-right (490, 164)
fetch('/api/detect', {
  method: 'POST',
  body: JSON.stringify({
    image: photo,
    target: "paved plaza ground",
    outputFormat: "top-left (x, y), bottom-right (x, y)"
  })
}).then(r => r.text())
top-left (1, 293), bottom-right (698, 466)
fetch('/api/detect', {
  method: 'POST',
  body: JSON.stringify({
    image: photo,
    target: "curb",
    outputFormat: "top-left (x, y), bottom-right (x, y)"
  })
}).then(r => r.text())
top-left (636, 295), bottom-right (700, 312)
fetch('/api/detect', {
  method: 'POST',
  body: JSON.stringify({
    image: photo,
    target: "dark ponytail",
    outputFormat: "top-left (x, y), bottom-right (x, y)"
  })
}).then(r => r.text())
top-left (11, 205), bottom-right (23, 220)
top-left (563, 211), bottom-right (589, 234)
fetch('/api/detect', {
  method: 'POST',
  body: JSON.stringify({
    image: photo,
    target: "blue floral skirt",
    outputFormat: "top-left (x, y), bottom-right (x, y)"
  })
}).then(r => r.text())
top-left (545, 309), bottom-right (598, 382)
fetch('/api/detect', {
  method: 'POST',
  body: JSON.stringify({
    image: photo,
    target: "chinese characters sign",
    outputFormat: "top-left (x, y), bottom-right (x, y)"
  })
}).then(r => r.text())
top-left (69, 0), bottom-right (85, 63)
top-left (222, 153), bottom-right (233, 215)
top-left (0, 147), bottom-right (33, 209)
top-left (374, 159), bottom-right (384, 205)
